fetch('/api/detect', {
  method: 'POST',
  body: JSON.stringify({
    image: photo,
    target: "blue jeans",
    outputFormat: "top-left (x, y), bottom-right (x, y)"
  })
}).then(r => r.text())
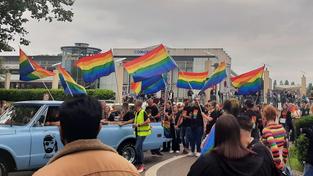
top-left (135, 136), bottom-right (146, 165)
top-left (190, 126), bottom-right (203, 153)
top-left (181, 127), bottom-right (191, 149)
top-left (304, 163), bottom-right (313, 176)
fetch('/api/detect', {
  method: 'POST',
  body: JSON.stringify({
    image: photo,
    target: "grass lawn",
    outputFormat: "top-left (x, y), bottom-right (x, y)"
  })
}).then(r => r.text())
top-left (288, 145), bottom-right (303, 172)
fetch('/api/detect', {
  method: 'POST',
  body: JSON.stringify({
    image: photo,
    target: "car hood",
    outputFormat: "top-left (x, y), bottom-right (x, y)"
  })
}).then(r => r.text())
top-left (0, 127), bottom-right (16, 135)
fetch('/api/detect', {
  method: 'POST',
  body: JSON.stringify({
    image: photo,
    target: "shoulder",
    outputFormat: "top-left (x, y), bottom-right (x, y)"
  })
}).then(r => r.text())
top-left (188, 152), bottom-right (220, 176)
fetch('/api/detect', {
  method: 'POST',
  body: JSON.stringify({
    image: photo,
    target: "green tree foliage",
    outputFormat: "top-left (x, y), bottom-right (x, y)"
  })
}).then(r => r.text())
top-left (0, 0), bottom-right (74, 51)
top-left (279, 80), bottom-right (283, 85)
top-left (284, 80), bottom-right (289, 85)
top-left (291, 81), bottom-right (295, 85)
top-left (273, 80), bottom-right (277, 88)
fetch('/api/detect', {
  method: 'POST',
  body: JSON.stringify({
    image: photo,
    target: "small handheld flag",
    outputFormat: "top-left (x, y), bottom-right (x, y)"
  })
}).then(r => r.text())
top-left (201, 62), bottom-right (227, 91)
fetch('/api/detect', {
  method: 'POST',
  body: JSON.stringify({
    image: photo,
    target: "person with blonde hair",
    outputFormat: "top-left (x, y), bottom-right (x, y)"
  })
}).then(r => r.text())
top-left (262, 105), bottom-right (289, 172)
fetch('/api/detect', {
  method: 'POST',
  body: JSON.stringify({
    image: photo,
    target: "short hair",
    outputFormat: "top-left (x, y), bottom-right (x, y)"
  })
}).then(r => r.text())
top-left (245, 99), bottom-right (254, 109)
top-left (59, 96), bottom-right (102, 143)
top-left (263, 105), bottom-right (277, 121)
top-left (235, 114), bottom-right (253, 131)
top-left (223, 99), bottom-right (240, 117)
top-left (135, 100), bottom-right (143, 107)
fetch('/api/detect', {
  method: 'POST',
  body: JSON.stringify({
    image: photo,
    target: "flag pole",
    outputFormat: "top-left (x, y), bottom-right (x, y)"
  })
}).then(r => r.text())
top-left (41, 81), bottom-right (55, 101)
top-left (112, 49), bottom-right (122, 104)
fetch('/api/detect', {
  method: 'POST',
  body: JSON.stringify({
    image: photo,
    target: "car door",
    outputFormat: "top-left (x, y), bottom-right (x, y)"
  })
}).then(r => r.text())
top-left (29, 105), bottom-right (63, 169)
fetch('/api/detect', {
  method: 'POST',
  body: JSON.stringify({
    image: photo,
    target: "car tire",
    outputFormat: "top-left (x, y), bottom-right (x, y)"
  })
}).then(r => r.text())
top-left (118, 142), bottom-right (136, 164)
top-left (0, 160), bottom-right (8, 176)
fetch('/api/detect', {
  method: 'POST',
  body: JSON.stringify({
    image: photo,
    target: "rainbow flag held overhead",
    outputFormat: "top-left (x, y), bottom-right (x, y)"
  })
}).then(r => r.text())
top-left (124, 44), bottom-right (177, 82)
top-left (231, 66), bottom-right (265, 95)
top-left (57, 65), bottom-right (87, 95)
top-left (131, 75), bottom-right (165, 95)
top-left (201, 62), bottom-right (227, 91)
top-left (177, 71), bottom-right (208, 90)
top-left (19, 49), bottom-right (55, 81)
top-left (76, 50), bottom-right (115, 83)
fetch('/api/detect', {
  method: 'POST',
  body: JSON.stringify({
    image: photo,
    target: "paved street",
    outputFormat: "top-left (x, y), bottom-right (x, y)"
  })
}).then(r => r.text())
top-left (9, 151), bottom-right (197, 176)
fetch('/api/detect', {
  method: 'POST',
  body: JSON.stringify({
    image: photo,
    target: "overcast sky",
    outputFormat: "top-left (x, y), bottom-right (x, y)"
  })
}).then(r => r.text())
top-left (2, 0), bottom-right (313, 84)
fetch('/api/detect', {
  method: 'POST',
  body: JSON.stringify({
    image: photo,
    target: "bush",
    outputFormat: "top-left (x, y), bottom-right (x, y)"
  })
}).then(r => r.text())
top-left (295, 115), bottom-right (313, 136)
top-left (0, 89), bottom-right (115, 101)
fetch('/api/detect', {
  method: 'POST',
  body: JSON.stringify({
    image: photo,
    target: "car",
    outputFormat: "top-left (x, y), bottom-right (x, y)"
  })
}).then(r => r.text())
top-left (0, 101), bottom-right (167, 176)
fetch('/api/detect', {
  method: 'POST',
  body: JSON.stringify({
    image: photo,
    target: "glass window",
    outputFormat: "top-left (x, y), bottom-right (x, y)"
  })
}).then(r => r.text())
top-left (0, 104), bottom-right (41, 126)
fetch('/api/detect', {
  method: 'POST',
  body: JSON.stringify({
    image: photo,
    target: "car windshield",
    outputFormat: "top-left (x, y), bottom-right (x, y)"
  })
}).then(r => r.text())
top-left (0, 104), bottom-right (41, 126)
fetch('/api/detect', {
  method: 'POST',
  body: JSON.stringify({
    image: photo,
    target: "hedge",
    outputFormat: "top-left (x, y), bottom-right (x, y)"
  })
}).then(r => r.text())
top-left (0, 89), bottom-right (115, 101)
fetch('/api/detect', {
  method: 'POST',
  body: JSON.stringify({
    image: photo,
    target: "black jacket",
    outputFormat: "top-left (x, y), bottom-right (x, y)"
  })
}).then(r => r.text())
top-left (188, 144), bottom-right (279, 176)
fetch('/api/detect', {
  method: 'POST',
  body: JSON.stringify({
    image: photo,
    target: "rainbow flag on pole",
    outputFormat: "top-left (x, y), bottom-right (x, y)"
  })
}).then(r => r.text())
top-left (57, 65), bottom-right (86, 95)
top-left (76, 50), bottom-right (115, 83)
top-left (177, 71), bottom-right (208, 90)
top-left (231, 66), bottom-right (265, 95)
top-left (131, 75), bottom-right (165, 95)
top-left (124, 44), bottom-right (177, 82)
top-left (201, 62), bottom-right (227, 91)
top-left (19, 49), bottom-right (55, 81)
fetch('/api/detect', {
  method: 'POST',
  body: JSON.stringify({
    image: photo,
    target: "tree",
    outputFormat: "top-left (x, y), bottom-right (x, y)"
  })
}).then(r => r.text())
top-left (308, 83), bottom-right (313, 90)
top-left (291, 82), bottom-right (295, 85)
top-left (0, 0), bottom-right (74, 51)
top-left (273, 80), bottom-right (277, 88)
top-left (284, 80), bottom-right (289, 85)
top-left (279, 80), bottom-right (283, 85)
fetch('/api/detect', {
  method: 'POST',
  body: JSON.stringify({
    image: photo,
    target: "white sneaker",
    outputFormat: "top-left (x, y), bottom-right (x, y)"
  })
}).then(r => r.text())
top-left (175, 150), bottom-right (180, 154)
top-left (195, 152), bottom-right (201, 157)
top-left (169, 150), bottom-right (174, 154)
top-left (187, 152), bottom-right (195, 156)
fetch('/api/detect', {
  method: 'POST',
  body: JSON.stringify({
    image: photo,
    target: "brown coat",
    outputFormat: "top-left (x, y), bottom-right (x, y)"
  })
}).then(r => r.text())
top-left (33, 139), bottom-right (139, 176)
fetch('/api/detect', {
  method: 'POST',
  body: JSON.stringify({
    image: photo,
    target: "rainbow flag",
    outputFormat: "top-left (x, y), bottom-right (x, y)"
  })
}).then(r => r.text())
top-left (124, 44), bottom-right (177, 82)
top-left (76, 50), bottom-right (115, 83)
top-left (231, 66), bottom-right (265, 95)
top-left (131, 75), bottom-right (165, 95)
top-left (19, 49), bottom-right (35, 75)
top-left (19, 49), bottom-right (55, 81)
top-left (57, 65), bottom-right (86, 95)
top-left (201, 62), bottom-right (227, 91)
top-left (177, 71), bottom-right (208, 90)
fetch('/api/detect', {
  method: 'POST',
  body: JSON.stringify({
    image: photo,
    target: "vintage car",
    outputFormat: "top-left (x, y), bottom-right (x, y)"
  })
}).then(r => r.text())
top-left (0, 101), bottom-right (166, 175)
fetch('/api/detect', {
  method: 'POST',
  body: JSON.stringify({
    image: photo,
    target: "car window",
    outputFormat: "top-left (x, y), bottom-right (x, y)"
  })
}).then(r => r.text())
top-left (0, 104), bottom-right (41, 126)
top-left (45, 106), bottom-right (60, 126)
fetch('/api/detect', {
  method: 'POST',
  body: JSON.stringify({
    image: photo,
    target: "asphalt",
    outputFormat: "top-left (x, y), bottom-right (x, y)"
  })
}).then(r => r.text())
top-left (156, 156), bottom-right (196, 176)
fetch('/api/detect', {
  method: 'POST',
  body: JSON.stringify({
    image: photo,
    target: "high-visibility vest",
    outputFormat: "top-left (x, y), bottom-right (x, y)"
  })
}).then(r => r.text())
top-left (134, 110), bottom-right (152, 136)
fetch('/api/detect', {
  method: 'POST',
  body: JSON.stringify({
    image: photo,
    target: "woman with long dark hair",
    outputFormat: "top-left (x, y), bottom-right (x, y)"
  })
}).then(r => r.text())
top-left (188, 114), bottom-right (276, 176)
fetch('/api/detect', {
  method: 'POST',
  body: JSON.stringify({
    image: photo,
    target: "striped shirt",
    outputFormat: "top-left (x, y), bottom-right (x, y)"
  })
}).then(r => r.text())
top-left (262, 122), bottom-right (289, 170)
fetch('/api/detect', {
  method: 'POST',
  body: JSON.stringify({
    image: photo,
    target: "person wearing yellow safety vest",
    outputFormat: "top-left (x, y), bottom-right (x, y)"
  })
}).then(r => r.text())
top-left (120, 100), bottom-right (151, 173)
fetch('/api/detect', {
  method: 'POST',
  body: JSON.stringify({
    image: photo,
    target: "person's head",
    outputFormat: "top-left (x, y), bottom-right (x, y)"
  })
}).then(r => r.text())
top-left (104, 106), bottom-right (111, 114)
top-left (245, 99), bottom-right (254, 109)
top-left (59, 96), bottom-right (102, 144)
top-left (183, 98), bottom-right (190, 106)
top-left (223, 99), bottom-right (240, 117)
top-left (172, 104), bottom-right (178, 112)
top-left (100, 101), bottom-right (106, 110)
top-left (122, 102), bottom-right (129, 111)
top-left (214, 114), bottom-right (250, 159)
top-left (135, 100), bottom-right (143, 112)
top-left (194, 97), bottom-right (200, 105)
top-left (43, 93), bottom-right (50, 101)
top-left (262, 105), bottom-right (278, 126)
top-left (235, 114), bottom-right (253, 147)
top-left (147, 98), bottom-right (153, 106)
top-left (210, 101), bottom-right (217, 110)
top-left (166, 102), bottom-right (171, 109)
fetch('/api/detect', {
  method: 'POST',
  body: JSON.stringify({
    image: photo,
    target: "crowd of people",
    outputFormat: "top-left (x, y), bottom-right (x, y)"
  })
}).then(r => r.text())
top-left (1, 92), bottom-right (312, 175)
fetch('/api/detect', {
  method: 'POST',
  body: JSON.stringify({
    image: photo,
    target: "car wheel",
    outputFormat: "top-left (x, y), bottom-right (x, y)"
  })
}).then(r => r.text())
top-left (118, 142), bottom-right (136, 164)
top-left (0, 160), bottom-right (8, 176)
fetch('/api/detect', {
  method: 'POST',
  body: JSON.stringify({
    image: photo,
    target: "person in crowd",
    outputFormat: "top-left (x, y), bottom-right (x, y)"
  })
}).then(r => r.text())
top-left (188, 97), bottom-right (205, 157)
top-left (162, 104), bottom-right (172, 152)
top-left (102, 106), bottom-right (114, 121)
top-left (120, 100), bottom-right (151, 173)
top-left (235, 114), bottom-right (280, 175)
top-left (145, 98), bottom-right (163, 156)
top-left (145, 98), bottom-right (160, 122)
top-left (121, 103), bottom-right (135, 121)
top-left (0, 100), bottom-right (8, 115)
top-left (171, 104), bottom-right (181, 153)
top-left (100, 100), bottom-right (106, 118)
top-left (243, 99), bottom-right (261, 140)
top-left (262, 105), bottom-right (289, 171)
top-left (33, 96), bottom-right (139, 176)
top-left (43, 93), bottom-right (50, 101)
top-left (204, 101), bottom-right (222, 135)
top-left (181, 98), bottom-right (192, 154)
top-left (188, 114), bottom-right (276, 176)
top-left (279, 108), bottom-right (293, 139)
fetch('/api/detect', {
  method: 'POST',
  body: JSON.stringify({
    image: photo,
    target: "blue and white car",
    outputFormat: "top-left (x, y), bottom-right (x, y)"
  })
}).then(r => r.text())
top-left (0, 101), bottom-right (166, 176)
